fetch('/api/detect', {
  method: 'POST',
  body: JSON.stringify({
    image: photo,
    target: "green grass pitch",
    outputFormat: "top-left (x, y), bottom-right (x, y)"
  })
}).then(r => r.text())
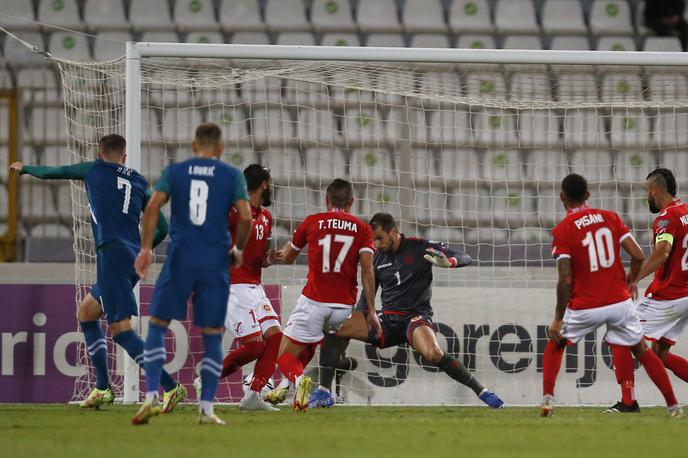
top-left (0, 404), bottom-right (683, 458)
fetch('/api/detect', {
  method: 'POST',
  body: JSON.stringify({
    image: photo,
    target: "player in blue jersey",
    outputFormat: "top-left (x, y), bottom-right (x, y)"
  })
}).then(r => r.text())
top-left (132, 123), bottom-right (251, 426)
top-left (10, 134), bottom-right (186, 411)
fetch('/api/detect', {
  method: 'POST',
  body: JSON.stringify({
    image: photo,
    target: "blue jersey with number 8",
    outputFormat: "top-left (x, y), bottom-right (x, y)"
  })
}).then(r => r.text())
top-left (155, 158), bottom-right (248, 268)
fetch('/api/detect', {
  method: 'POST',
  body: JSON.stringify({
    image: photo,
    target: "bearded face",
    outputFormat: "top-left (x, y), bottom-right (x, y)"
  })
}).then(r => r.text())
top-left (261, 183), bottom-right (272, 207)
top-left (647, 193), bottom-right (660, 214)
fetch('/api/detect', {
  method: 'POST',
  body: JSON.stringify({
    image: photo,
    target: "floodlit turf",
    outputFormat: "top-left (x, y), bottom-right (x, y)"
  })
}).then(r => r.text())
top-left (0, 404), bottom-right (684, 458)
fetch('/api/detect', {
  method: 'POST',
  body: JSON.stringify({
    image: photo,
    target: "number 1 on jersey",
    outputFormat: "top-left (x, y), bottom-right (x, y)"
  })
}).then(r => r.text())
top-left (318, 234), bottom-right (354, 273)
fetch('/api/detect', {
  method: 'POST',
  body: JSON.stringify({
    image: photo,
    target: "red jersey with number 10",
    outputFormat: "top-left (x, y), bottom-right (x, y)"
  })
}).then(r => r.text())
top-left (646, 200), bottom-right (688, 301)
top-left (551, 205), bottom-right (632, 310)
top-left (291, 210), bottom-right (374, 306)
top-left (229, 204), bottom-right (272, 285)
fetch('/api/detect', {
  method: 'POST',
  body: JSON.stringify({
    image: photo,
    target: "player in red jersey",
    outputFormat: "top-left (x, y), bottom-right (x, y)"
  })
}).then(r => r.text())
top-left (635, 168), bottom-right (688, 394)
top-left (540, 173), bottom-right (682, 418)
top-left (264, 178), bottom-right (380, 411)
top-left (193, 164), bottom-right (283, 411)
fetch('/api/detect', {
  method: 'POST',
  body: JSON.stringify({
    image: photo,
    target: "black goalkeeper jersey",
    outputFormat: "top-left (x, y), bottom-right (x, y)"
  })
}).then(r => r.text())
top-left (356, 235), bottom-right (471, 316)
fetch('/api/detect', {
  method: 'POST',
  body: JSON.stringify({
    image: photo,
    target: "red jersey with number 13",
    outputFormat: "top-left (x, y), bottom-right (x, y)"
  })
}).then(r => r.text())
top-left (646, 200), bottom-right (688, 300)
top-left (229, 205), bottom-right (272, 285)
top-left (551, 205), bottom-right (632, 310)
top-left (291, 210), bottom-right (374, 306)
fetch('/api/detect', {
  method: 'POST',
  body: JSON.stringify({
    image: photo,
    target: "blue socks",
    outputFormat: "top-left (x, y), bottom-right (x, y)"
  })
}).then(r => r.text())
top-left (113, 329), bottom-right (177, 392)
top-left (143, 322), bottom-right (168, 397)
top-left (80, 321), bottom-right (109, 390)
top-left (200, 333), bottom-right (223, 403)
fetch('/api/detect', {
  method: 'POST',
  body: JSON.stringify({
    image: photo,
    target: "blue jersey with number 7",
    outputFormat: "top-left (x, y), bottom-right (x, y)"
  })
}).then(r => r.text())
top-left (155, 158), bottom-right (248, 268)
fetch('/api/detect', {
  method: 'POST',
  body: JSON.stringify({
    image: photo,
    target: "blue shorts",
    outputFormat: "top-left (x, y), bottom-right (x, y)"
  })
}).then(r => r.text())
top-left (150, 251), bottom-right (229, 328)
top-left (90, 242), bottom-right (140, 324)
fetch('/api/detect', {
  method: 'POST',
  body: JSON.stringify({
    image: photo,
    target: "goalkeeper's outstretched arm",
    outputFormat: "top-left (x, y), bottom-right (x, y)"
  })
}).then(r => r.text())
top-left (423, 241), bottom-right (472, 268)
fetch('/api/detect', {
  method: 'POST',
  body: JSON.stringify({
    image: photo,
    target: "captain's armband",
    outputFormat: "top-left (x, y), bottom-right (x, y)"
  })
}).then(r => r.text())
top-left (656, 233), bottom-right (674, 246)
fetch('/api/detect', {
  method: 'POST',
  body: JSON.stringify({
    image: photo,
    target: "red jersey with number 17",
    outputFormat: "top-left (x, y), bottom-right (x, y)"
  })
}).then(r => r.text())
top-left (291, 210), bottom-right (374, 306)
top-left (646, 200), bottom-right (688, 301)
top-left (229, 204), bottom-right (272, 285)
top-left (551, 205), bottom-right (632, 310)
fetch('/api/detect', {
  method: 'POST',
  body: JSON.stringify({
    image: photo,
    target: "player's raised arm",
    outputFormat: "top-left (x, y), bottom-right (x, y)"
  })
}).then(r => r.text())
top-left (10, 161), bottom-right (94, 181)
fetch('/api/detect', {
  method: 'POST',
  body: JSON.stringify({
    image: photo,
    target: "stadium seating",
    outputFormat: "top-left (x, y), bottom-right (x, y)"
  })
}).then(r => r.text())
top-left (259, 148), bottom-right (303, 183)
top-left (93, 32), bottom-right (131, 60)
top-left (265, 0), bottom-right (309, 32)
top-left (321, 33), bottom-right (361, 47)
top-left (251, 109), bottom-right (296, 145)
top-left (643, 36), bottom-right (683, 52)
top-left (596, 35), bottom-right (636, 51)
top-left (648, 73), bottom-right (688, 102)
top-left (564, 110), bottom-right (610, 148)
top-left (542, 0), bottom-right (587, 35)
top-left (3, 32), bottom-right (47, 67)
top-left (410, 35), bottom-right (450, 48)
top-left (84, 0), bottom-right (128, 31)
top-left (589, 0), bottom-right (634, 35)
top-left (230, 32), bottom-right (271, 44)
top-left (16, 68), bottom-right (61, 104)
top-left (438, 148), bottom-right (481, 180)
top-left (428, 110), bottom-right (472, 147)
top-left (494, 0), bottom-right (540, 35)
top-left (449, 0), bottom-right (494, 34)
top-left (175, 0), bottom-right (219, 32)
top-left (47, 32), bottom-right (91, 61)
top-left (550, 35), bottom-right (591, 50)
top-left (569, 150), bottom-right (614, 181)
top-left (455, 34), bottom-right (496, 50)
top-left (365, 34), bottom-right (405, 47)
top-left (609, 110), bottom-right (652, 149)
top-left (297, 109), bottom-right (338, 144)
top-left (220, 0), bottom-right (265, 32)
top-left (185, 32), bottom-right (225, 44)
top-left (479, 149), bottom-right (522, 180)
top-left (357, 0), bottom-right (402, 33)
top-left (311, 0), bottom-right (356, 33)
top-left (349, 148), bottom-right (396, 183)
top-left (615, 150), bottom-right (657, 182)
top-left (38, 0), bottom-right (83, 30)
top-left (28, 107), bottom-right (67, 144)
top-left (518, 110), bottom-right (561, 147)
top-left (654, 112), bottom-right (688, 149)
top-left (304, 148), bottom-right (348, 181)
top-left (473, 110), bottom-right (519, 148)
top-left (402, 0), bottom-right (447, 34)
top-left (129, 0), bottom-right (174, 31)
top-left (276, 33), bottom-right (316, 46)
top-left (0, 0), bottom-right (37, 30)
top-left (162, 109), bottom-right (204, 143)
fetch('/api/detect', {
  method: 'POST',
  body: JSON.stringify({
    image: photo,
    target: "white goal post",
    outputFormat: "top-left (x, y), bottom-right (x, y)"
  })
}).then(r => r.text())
top-left (58, 42), bottom-right (688, 405)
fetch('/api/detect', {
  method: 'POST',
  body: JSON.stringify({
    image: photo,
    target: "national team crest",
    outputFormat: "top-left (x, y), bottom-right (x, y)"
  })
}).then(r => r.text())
top-left (263, 303), bottom-right (271, 312)
top-left (658, 219), bottom-right (669, 228)
top-left (411, 315), bottom-right (422, 322)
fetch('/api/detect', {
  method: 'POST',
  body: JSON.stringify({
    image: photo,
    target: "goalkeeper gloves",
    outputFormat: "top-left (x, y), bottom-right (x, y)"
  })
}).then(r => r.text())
top-left (423, 247), bottom-right (457, 268)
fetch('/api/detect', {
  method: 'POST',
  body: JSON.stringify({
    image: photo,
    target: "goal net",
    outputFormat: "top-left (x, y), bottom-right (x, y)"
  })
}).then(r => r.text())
top-left (55, 44), bottom-right (688, 406)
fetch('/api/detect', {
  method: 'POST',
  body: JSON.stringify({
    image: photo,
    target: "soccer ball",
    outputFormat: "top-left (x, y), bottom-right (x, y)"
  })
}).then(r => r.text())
top-left (242, 371), bottom-right (274, 396)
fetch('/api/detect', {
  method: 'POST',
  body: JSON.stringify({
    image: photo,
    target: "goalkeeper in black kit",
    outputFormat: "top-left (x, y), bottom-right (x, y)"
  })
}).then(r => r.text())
top-left (307, 212), bottom-right (505, 409)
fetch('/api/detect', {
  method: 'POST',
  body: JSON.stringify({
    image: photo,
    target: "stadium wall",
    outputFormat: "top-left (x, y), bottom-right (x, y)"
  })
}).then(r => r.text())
top-left (2, 264), bottom-right (687, 405)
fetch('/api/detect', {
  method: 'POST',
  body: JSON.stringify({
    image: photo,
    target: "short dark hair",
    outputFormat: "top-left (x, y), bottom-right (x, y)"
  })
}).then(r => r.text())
top-left (370, 213), bottom-right (396, 232)
top-left (244, 164), bottom-right (271, 191)
top-left (326, 178), bottom-right (354, 209)
top-left (647, 168), bottom-right (677, 197)
top-left (194, 122), bottom-right (222, 150)
top-left (561, 173), bottom-right (588, 203)
top-left (98, 134), bottom-right (126, 157)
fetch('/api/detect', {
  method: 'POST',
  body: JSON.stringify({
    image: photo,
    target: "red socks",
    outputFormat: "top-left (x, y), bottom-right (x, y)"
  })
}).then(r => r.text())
top-left (542, 339), bottom-right (565, 396)
top-left (298, 344), bottom-right (316, 367)
top-left (663, 352), bottom-right (688, 383)
top-left (639, 350), bottom-right (678, 407)
top-left (250, 332), bottom-right (282, 392)
top-left (221, 340), bottom-right (266, 379)
top-left (278, 352), bottom-right (304, 382)
top-left (609, 344), bottom-right (636, 406)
